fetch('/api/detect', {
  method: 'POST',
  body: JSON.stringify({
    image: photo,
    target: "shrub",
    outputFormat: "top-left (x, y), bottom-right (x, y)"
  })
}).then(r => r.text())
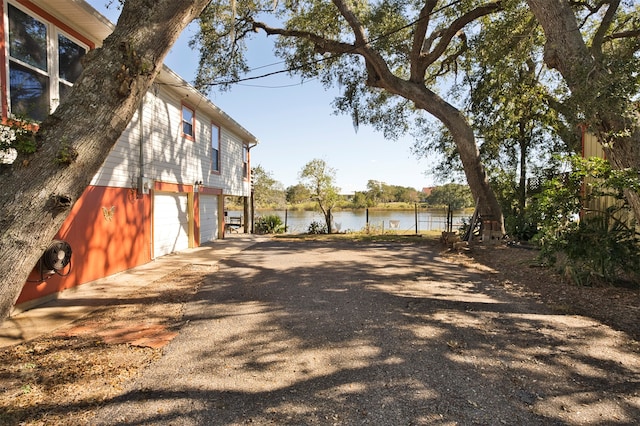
top-left (307, 221), bottom-right (327, 234)
top-left (255, 214), bottom-right (286, 234)
top-left (534, 155), bottom-right (640, 286)
top-left (536, 208), bottom-right (640, 286)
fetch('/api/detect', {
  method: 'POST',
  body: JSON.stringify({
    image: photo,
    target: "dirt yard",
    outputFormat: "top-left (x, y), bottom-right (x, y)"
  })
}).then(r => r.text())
top-left (0, 237), bottom-right (638, 425)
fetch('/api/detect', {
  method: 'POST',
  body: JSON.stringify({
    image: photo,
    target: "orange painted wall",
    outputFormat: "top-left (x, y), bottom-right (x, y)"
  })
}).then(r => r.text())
top-left (17, 186), bottom-right (151, 304)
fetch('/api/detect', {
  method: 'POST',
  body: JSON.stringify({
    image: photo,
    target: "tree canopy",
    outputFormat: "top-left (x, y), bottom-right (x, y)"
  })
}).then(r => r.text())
top-left (252, 165), bottom-right (286, 208)
top-left (525, 0), bottom-right (640, 219)
top-left (192, 0), bottom-right (506, 229)
top-left (425, 183), bottom-right (473, 210)
top-left (191, 0), bottom-right (639, 226)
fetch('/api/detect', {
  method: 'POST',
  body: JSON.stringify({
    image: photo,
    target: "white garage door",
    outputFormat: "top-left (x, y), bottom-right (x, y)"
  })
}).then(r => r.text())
top-left (199, 195), bottom-right (219, 243)
top-left (154, 192), bottom-right (189, 258)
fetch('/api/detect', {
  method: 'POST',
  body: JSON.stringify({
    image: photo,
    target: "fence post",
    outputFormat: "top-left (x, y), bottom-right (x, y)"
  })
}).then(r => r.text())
top-left (366, 208), bottom-right (369, 234)
top-left (415, 203), bottom-right (418, 234)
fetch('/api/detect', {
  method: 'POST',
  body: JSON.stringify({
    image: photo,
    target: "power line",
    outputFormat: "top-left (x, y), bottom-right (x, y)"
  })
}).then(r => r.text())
top-left (161, 0), bottom-right (471, 89)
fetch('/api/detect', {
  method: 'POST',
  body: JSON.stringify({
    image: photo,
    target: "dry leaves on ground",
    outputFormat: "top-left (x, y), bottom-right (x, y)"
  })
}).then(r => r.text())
top-left (0, 265), bottom-right (210, 425)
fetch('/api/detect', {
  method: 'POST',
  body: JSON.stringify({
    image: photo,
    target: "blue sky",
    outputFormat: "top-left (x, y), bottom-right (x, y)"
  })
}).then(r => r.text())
top-left (87, 1), bottom-right (436, 193)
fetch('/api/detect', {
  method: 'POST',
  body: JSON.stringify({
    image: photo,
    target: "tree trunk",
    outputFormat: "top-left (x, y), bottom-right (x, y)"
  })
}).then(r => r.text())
top-left (401, 83), bottom-right (505, 232)
top-left (518, 125), bottom-right (528, 215)
top-left (325, 208), bottom-right (333, 234)
top-left (527, 0), bottom-right (640, 221)
top-left (0, 0), bottom-right (211, 322)
top-left (254, 1), bottom-right (506, 234)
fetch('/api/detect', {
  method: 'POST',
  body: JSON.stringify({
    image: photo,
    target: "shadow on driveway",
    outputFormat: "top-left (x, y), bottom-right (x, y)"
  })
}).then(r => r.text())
top-left (93, 239), bottom-right (640, 425)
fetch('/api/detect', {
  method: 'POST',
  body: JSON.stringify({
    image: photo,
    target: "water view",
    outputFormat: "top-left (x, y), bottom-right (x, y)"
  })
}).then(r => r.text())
top-left (251, 208), bottom-right (470, 234)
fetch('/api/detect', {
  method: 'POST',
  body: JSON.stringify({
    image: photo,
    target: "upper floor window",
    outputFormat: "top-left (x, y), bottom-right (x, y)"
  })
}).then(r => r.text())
top-left (243, 144), bottom-right (249, 180)
top-left (181, 104), bottom-right (194, 139)
top-left (211, 123), bottom-right (220, 172)
top-left (7, 3), bottom-right (86, 122)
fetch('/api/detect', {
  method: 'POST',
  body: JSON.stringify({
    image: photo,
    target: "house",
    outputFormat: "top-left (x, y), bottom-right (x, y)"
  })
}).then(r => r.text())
top-left (1, 0), bottom-right (258, 311)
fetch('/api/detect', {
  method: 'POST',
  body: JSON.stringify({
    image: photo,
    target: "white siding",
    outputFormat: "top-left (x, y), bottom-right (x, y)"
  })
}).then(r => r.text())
top-left (211, 128), bottom-right (249, 196)
top-left (199, 195), bottom-right (219, 243)
top-left (153, 192), bottom-right (189, 257)
top-left (90, 107), bottom-right (141, 187)
top-left (91, 82), bottom-right (252, 197)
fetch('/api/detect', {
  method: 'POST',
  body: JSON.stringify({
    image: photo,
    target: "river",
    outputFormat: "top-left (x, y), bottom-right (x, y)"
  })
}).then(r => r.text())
top-left (236, 208), bottom-right (471, 234)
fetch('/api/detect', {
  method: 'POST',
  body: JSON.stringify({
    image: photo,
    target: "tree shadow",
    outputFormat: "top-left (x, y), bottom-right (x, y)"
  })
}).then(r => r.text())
top-left (12, 239), bottom-right (640, 425)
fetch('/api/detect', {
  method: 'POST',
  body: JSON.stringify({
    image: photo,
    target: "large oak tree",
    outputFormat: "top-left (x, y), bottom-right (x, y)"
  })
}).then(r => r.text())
top-left (193, 0), bottom-right (506, 233)
top-left (526, 0), bottom-right (640, 219)
top-left (0, 0), bottom-right (211, 322)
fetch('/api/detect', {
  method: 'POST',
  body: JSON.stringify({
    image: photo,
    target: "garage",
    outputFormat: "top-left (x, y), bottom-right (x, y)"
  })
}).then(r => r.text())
top-left (153, 192), bottom-right (190, 258)
top-left (199, 194), bottom-right (219, 243)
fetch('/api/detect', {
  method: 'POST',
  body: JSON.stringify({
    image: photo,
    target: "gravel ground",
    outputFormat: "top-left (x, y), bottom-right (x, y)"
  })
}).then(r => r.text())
top-left (84, 238), bottom-right (640, 425)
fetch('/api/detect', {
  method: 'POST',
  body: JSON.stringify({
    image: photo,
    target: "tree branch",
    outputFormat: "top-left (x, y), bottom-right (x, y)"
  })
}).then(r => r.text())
top-left (410, 0), bottom-right (438, 82)
top-left (606, 28), bottom-right (640, 40)
top-left (251, 21), bottom-right (355, 56)
top-left (331, 0), bottom-right (369, 46)
top-left (591, 0), bottom-right (620, 60)
top-left (330, 0), bottom-right (395, 87)
top-left (426, 31), bottom-right (467, 84)
top-left (416, 1), bottom-right (502, 82)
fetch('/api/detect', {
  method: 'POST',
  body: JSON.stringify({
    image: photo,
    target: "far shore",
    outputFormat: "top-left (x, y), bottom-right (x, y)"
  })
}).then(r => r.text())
top-left (226, 203), bottom-right (475, 214)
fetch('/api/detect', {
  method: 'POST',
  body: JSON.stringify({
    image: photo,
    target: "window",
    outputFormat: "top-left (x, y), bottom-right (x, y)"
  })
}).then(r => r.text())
top-left (7, 4), bottom-right (86, 122)
top-left (58, 33), bottom-right (85, 102)
top-left (181, 104), bottom-right (194, 139)
top-left (243, 144), bottom-right (249, 180)
top-left (211, 123), bottom-right (220, 172)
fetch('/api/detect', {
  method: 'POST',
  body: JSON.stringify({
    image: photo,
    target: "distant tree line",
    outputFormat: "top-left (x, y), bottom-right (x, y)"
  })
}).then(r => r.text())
top-left (251, 162), bottom-right (473, 211)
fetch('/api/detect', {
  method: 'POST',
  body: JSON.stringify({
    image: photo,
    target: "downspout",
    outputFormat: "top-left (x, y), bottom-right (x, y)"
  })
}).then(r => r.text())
top-left (246, 142), bottom-right (258, 233)
top-left (137, 95), bottom-right (153, 259)
top-left (139, 98), bottom-right (145, 185)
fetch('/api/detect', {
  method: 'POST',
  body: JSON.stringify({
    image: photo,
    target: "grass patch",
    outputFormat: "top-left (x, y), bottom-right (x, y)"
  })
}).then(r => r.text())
top-left (273, 231), bottom-right (441, 244)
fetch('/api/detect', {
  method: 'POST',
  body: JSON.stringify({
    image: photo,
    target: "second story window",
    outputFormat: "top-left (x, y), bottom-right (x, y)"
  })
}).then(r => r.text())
top-left (243, 144), bottom-right (249, 180)
top-left (7, 3), bottom-right (86, 122)
top-left (181, 104), bottom-right (194, 139)
top-left (211, 123), bottom-right (220, 172)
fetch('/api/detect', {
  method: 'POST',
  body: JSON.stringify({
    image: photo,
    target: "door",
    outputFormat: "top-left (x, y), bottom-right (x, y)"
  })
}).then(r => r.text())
top-left (199, 194), bottom-right (219, 243)
top-left (153, 192), bottom-right (189, 257)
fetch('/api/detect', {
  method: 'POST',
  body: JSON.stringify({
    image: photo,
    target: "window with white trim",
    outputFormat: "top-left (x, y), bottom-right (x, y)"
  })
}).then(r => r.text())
top-left (181, 104), bottom-right (194, 138)
top-left (6, 3), bottom-right (87, 122)
top-left (242, 144), bottom-right (249, 180)
top-left (211, 123), bottom-right (220, 172)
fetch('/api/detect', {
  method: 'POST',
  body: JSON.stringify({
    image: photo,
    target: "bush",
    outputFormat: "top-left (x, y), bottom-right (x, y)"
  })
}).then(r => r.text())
top-left (307, 221), bottom-right (327, 234)
top-left (538, 208), bottom-right (640, 286)
top-left (534, 155), bottom-right (640, 286)
top-left (255, 214), bottom-right (286, 234)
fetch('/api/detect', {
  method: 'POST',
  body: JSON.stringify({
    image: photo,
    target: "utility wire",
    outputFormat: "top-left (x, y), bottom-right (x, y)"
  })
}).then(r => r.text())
top-left (159, 0), bottom-right (471, 89)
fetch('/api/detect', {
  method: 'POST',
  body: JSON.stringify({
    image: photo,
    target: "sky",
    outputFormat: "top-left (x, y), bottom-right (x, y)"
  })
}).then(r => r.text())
top-left (86, 2), bottom-right (436, 194)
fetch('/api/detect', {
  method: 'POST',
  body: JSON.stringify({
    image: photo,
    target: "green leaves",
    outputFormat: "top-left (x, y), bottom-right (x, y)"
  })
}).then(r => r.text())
top-left (299, 158), bottom-right (340, 231)
top-left (0, 120), bottom-right (37, 157)
top-left (255, 214), bottom-right (287, 233)
top-left (252, 165), bottom-right (286, 208)
top-left (425, 183), bottom-right (473, 210)
top-left (534, 154), bottom-right (640, 286)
